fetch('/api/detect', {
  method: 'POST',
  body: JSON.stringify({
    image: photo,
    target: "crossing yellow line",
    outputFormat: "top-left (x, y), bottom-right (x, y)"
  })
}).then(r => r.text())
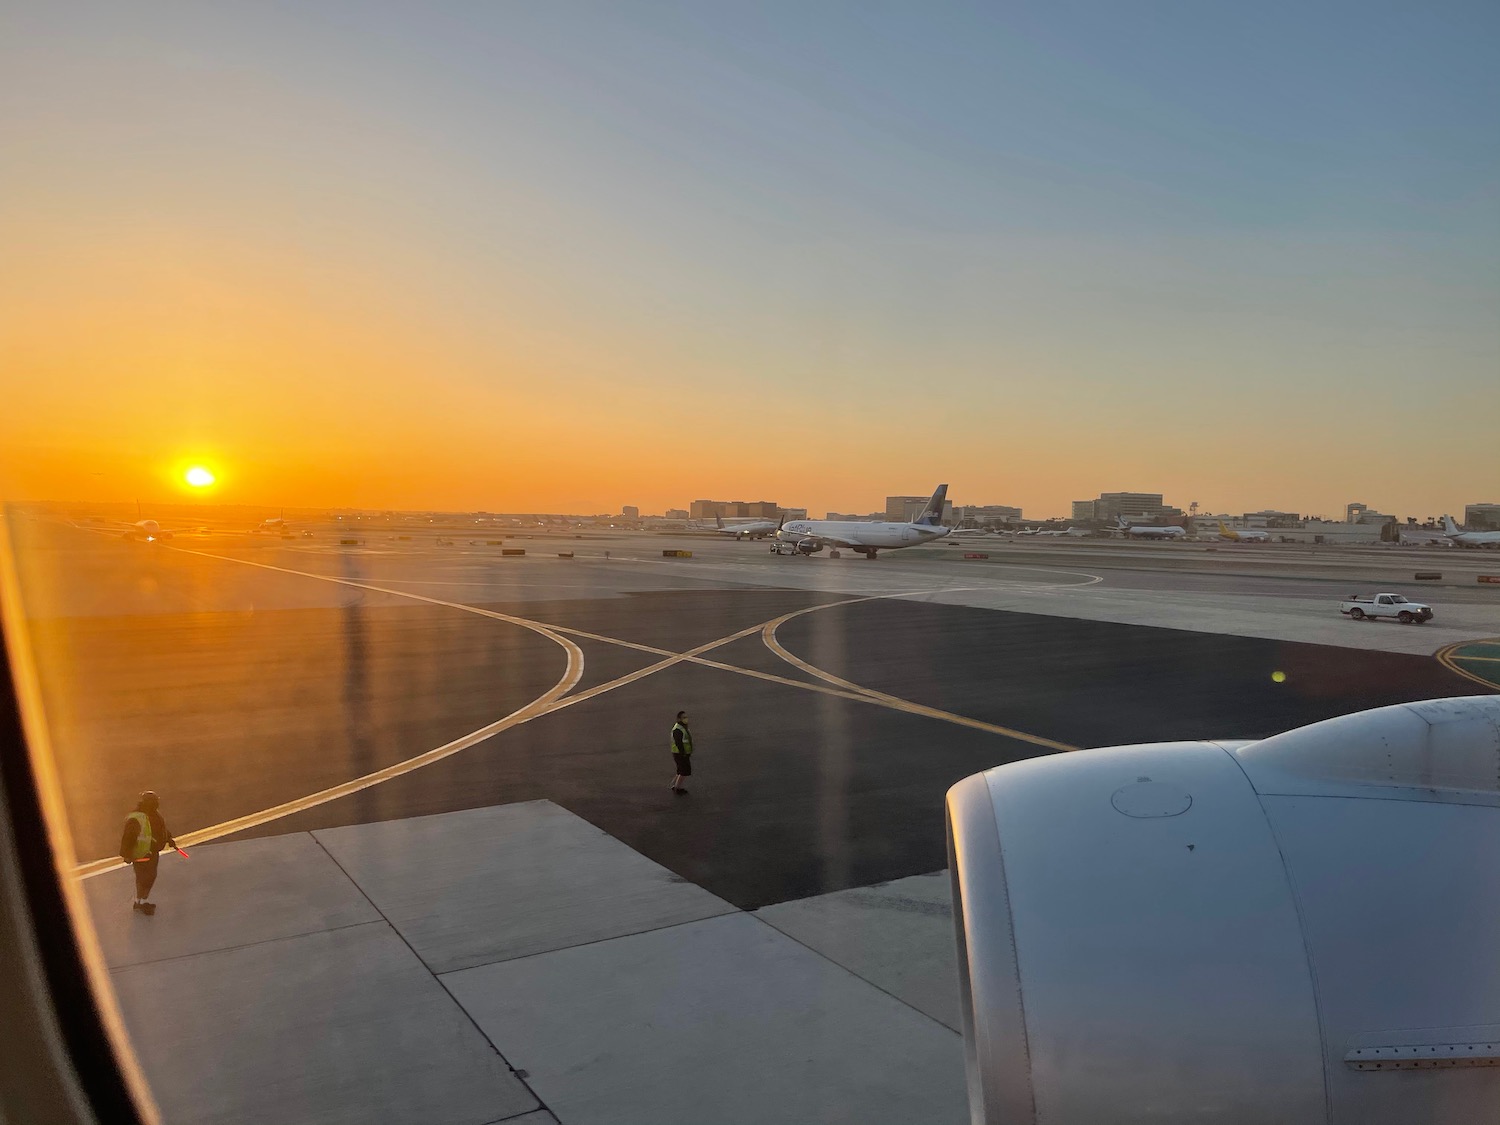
top-left (761, 601), bottom-right (1080, 753)
top-left (71, 553), bottom-right (1080, 876)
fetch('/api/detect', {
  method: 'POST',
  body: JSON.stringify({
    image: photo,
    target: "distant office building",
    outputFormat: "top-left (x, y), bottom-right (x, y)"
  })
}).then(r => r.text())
top-left (690, 499), bottom-right (779, 520)
top-left (1465, 503), bottom-right (1500, 531)
top-left (665, 509), bottom-right (688, 520)
top-left (885, 495), bottom-right (954, 524)
top-left (1242, 510), bottom-right (1301, 528)
top-left (1088, 492), bottom-right (1184, 524)
top-left (1071, 500), bottom-right (1097, 522)
top-left (621, 506), bottom-right (639, 521)
top-left (1345, 502), bottom-right (1368, 523)
top-left (827, 511), bottom-right (882, 521)
top-left (963, 504), bottom-right (1023, 523)
top-left (1351, 507), bottom-right (1396, 527)
top-left (781, 507), bottom-right (808, 520)
top-left (885, 495), bottom-right (928, 522)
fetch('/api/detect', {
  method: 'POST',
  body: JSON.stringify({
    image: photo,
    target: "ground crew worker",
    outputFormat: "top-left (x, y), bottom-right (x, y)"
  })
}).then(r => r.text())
top-left (670, 710), bottom-right (693, 794)
top-left (120, 791), bottom-right (176, 915)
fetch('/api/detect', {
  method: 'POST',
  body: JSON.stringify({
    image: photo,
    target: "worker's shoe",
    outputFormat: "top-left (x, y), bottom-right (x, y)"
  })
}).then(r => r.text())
top-left (139, 902), bottom-right (157, 916)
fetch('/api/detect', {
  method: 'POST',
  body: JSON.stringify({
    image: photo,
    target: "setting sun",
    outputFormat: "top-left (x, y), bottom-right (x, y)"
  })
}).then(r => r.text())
top-left (185, 466), bottom-right (215, 488)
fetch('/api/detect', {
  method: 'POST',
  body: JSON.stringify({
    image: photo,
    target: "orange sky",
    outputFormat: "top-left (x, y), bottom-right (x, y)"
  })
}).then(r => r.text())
top-left (3, 6), bottom-right (1496, 521)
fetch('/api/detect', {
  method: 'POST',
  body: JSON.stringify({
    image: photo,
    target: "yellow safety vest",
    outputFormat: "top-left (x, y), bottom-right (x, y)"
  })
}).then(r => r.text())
top-left (671, 722), bottom-right (692, 755)
top-left (127, 811), bottom-right (154, 860)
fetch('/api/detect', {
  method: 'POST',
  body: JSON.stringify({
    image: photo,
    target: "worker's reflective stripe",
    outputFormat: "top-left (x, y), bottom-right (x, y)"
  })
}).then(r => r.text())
top-left (128, 812), bottom-right (153, 860)
top-left (671, 722), bottom-right (693, 755)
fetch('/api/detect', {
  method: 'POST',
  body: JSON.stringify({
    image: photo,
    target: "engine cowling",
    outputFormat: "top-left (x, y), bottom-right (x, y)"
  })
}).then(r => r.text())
top-left (796, 538), bottom-right (824, 555)
top-left (947, 696), bottom-right (1500, 1124)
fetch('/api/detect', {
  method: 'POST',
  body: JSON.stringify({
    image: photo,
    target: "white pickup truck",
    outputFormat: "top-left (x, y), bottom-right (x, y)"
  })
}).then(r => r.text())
top-left (1340, 593), bottom-right (1434, 624)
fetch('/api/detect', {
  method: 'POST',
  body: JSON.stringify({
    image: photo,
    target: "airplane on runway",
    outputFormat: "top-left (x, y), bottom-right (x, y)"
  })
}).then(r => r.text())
top-left (948, 527), bottom-right (991, 538)
top-left (1031, 526), bottom-right (1090, 538)
top-left (773, 484), bottom-right (951, 559)
top-left (1217, 521), bottom-right (1270, 543)
top-left (712, 513), bottom-right (783, 540)
top-left (1441, 515), bottom-right (1500, 548)
top-left (1113, 516), bottom-right (1187, 540)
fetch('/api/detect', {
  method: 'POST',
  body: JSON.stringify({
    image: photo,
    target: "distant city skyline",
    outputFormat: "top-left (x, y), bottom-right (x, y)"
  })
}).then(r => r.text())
top-left (3, 4), bottom-right (1495, 520)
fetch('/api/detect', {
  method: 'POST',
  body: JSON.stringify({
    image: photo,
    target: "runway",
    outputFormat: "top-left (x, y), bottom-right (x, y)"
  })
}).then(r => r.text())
top-left (10, 514), bottom-right (1498, 908)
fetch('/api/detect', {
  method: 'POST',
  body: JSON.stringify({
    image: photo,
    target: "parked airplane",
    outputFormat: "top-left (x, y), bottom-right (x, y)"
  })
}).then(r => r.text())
top-left (713, 513), bottom-right (782, 540)
top-left (774, 484), bottom-right (951, 559)
top-left (1441, 515), bottom-right (1500, 548)
top-left (1217, 521), bottom-right (1270, 543)
top-left (1114, 516), bottom-right (1187, 540)
top-left (949, 527), bottom-right (991, 538)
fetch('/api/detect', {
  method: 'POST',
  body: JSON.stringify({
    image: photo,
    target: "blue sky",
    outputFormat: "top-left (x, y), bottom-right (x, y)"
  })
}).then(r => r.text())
top-left (3, 2), bottom-right (1496, 514)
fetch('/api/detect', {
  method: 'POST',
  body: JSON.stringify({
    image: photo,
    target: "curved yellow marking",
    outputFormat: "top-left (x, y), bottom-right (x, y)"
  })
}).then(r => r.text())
top-left (1436, 639), bottom-right (1500, 691)
top-left (72, 551), bottom-right (1090, 876)
top-left (75, 546), bottom-right (585, 877)
top-left (762, 589), bottom-right (1083, 753)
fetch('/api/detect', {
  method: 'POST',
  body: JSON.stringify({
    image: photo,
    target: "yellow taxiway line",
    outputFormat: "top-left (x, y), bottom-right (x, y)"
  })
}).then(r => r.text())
top-left (1435, 639), bottom-right (1500, 691)
top-left (761, 601), bottom-right (1079, 754)
top-left (72, 553), bottom-right (1085, 875)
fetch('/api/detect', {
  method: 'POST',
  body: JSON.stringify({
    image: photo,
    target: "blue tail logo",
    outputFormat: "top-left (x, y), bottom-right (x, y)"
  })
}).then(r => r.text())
top-left (914, 484), bottom-right (949, 526)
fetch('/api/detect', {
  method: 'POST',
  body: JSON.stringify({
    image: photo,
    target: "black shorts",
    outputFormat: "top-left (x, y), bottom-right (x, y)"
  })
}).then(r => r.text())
top-left (672, 752), bottom-right (692, 776)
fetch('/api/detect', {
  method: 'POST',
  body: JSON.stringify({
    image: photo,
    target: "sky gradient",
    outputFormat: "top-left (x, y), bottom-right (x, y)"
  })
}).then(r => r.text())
top-left (3, 2), bottom-right (1497, 518)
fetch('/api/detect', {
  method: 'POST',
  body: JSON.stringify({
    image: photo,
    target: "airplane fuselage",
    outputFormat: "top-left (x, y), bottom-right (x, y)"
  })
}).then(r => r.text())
top-left (777, 519), bottom-right (949, 553)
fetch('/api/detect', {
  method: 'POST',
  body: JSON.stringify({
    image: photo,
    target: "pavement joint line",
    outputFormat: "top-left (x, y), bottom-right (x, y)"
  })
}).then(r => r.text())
top-left (748, 911), bottom-right (962, 1038)
top-left (305, 833), bottom-right (555, 1121)
top-left (434, 909), bottom-right (744, 976)
top-left (109, 918), bottom-right (389, 971)
top-left (72, 553), bottom-right (1080, 876)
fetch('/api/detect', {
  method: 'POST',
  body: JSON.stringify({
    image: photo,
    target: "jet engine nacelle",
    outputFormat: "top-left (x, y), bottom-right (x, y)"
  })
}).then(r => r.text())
top-left (796, 538), bottom-right (824, 555)
top-left (947, 696), bottom-right (1500, 1124)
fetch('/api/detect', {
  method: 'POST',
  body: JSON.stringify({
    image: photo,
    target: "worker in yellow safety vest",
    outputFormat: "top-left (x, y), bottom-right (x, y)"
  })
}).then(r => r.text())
top-left (670, 710), bottom-right (693, 794)
top-left (119, 791), bottom-right (176, 915)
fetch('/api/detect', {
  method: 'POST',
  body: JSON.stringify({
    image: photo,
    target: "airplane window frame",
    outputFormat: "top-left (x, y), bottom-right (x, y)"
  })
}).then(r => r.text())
top-left (1, 560), bottom-right (152, 1125)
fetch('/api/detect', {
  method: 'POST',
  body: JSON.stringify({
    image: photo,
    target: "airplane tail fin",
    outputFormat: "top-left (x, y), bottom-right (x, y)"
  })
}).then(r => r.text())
top-left (1442, 515), bottom-right (1460, 535)
top-left (913, 484), bottom-right (949, 526)
top-left (715, 514), bottom-right (724, 529)
top-left (1115, 516), bottom-right (1130, 530)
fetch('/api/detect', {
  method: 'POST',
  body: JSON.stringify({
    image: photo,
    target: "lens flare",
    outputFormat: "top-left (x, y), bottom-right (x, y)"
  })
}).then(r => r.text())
top-left (1271, 670), bottom-right (1287, 683)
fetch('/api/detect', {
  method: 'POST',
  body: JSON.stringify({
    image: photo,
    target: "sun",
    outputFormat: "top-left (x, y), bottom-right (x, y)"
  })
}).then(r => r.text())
top-left (185, 466), bottom-right (216, 488)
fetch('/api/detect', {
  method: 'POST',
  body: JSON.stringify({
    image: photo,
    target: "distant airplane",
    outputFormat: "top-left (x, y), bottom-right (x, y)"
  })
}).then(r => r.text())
top-left (774, 484), bottom-right (952, 559)
top-left (712, 513), bottom-right (782, 540)
top-left (123, 519), bottom-right (171, 542)
top-left (949, 527), bottom-right (991, 538)
top-left (252, 515), bottom-right (304, 537)
top-left (1113, 516), bottom-right (1187, 540)
top-left (1441, 515), bottom-right (1500, 548)
top-left (1033, 526), bottom-right (1090, 538)
top-left (1217, 521), bottom-right (1270, 543)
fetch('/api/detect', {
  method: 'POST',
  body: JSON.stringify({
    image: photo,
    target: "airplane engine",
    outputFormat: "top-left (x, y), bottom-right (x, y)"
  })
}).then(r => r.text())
top-left (946, 696), bottom-right (1500, 1125)
top-left (796, 538), bottom-right (824, 555)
